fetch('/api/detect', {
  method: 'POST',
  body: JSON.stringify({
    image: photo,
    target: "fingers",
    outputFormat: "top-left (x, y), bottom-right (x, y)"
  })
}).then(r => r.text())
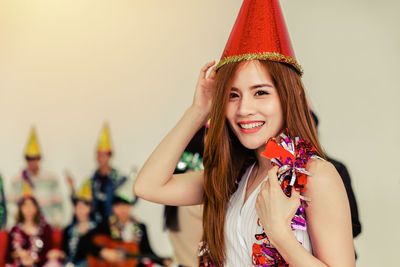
top-left (208, 66), bottom-right (217, 80)
top-left (291, 187), bottom-right (301, 200)
top-left (267, 166), bottom-right (279, 186)
top-left (199, 60), bottom-right (216, 79)
top-left (290, 188), bottom-right (301, 210)
top-left (259, 166), bottom-right (279, 192)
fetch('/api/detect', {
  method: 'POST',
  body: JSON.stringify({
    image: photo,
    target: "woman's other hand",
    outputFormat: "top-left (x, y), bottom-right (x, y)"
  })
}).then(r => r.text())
top-left (255, 166), bottom-right (301, 246)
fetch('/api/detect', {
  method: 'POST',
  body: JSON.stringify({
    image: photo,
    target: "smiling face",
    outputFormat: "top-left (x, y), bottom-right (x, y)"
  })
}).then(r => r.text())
top-left (74, 200), bottom-right (91, 222)
top-left (96, 151), bottom-right (111, 169)
top-left (225, 60), bottom-right (284, 151)
top-left (26, 157), bottom-right (40, 174)
top-left (112, 203), bottom-right (131, 224)
top-left (20, 198), bottom-right (38, 222)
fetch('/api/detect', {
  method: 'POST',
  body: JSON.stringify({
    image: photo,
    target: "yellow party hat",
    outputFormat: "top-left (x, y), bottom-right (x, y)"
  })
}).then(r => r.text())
top-left (75, 180), bottom-right (92, 202)
top-left (25, 127), bottom-right (41, 158)
top-left (97, 123), bottom-right (112, 152)
top-left (97, 123), bottom-right (112, 153)
top-left (22, 180), bottom-right (34, 197)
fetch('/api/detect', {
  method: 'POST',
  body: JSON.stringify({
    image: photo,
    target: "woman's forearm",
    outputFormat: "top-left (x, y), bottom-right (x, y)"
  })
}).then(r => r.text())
top-left (272, 227), bottom-right (328, 267)
top-left (134, 105), bottom-right (207, 199)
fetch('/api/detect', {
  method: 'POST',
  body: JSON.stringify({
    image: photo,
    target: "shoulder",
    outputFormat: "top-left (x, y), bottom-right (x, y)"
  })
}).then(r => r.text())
top-left (11, 172), bottom-right (24, 183)
top-left (307, 158), bottom-right (341, 185)
top-left (63, 223), bottom-right (75, 233)
top-left (9, 225), bottom-right (25, 238)
top-left (303, 158), bottom-right (346, 198)
top-left (303, 158), bottom-right (349, 213)
top-left (9, 225), bottom-right (19, 233)
top-left (41, 223), bottom-right (53, 232)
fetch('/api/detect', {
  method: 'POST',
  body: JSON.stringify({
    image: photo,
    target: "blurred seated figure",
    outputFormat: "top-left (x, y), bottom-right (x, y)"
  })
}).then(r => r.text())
top-left (67, 124), bottom-right (128, 224)
top-left (6, 196), bottom-right (62, 267)
top-left (62, 181), bottom-right (96, 267)
top-left (310, 111), bottom-right (362, 238)
top-left (76, 181), bottom-right (172, 267)
top-left (164, 126), bottom-right (205, 267)
top-left (0, 173), bottom-right (6, 230)
top-left (8, 127), bottom-right (63, 228)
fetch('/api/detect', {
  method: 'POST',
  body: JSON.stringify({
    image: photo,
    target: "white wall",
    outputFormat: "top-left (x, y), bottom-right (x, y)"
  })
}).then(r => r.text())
top-left (0, 0), bottom-right (399, 265)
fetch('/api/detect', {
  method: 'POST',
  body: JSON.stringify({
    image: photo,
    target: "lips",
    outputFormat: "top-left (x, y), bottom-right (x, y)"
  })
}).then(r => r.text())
top-left (238, 121), bottom-right (265, 133)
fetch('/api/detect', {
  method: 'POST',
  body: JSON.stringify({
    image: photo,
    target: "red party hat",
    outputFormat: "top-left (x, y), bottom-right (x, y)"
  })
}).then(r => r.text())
top-left (216, 0), bottom-right (302, 75)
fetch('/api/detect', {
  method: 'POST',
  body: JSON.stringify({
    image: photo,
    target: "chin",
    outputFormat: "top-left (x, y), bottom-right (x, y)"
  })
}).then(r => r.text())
top-left (238, 138), bottom-right (266, 151)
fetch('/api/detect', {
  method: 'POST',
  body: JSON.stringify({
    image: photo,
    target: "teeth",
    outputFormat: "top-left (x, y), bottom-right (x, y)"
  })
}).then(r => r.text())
top-left (239, 122), bottom-right (264, 129)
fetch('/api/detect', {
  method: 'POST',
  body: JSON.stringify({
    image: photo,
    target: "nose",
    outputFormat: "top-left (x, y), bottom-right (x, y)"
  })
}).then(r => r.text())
top-left (237, 94), bottom-right (256, 116)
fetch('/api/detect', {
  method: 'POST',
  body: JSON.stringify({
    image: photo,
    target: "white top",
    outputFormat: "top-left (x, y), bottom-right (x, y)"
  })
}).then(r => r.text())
top-left (224, 163), bottom-right (313, 266)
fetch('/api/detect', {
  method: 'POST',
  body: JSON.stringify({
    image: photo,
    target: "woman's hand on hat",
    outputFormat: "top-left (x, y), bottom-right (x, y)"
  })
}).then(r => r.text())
top-left (192, 60), bottom-right (216, 117)
top-left (255, 166), bottom-right (301, 246)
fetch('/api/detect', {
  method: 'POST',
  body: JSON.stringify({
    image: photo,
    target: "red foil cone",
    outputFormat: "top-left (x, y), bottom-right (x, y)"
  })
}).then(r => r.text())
top-left (216, 0), bottom-right (302, 75)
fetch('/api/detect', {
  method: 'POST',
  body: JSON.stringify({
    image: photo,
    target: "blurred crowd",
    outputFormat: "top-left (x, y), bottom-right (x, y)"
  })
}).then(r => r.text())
top-left (0, 124), bottom-right (172, 267)
top-left (0, 113), bottom-right (362, 267)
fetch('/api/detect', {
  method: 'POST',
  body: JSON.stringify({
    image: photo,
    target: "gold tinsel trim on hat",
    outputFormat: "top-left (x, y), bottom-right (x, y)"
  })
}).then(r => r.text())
top-left (216, 52), bottom-right (303, 76)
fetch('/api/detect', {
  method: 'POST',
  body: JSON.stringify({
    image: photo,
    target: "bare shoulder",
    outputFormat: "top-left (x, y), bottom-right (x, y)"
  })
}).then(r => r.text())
top-left (307, 158), bottom-right (337, 178)
top-left (303, 158), bottom-right (344, 199)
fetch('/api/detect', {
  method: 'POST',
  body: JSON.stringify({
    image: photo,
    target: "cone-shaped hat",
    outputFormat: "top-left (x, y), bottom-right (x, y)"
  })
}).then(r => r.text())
top-left (97, 123), bottom-right (112, 153)
top-left (22, 181), bottom-right (34, 197)
top-left (216, 0), bottom-right (302, 75)
top-left (74, 180), bottom-right (92, 203)
top-left (25, 127), bottom-right (41, 158)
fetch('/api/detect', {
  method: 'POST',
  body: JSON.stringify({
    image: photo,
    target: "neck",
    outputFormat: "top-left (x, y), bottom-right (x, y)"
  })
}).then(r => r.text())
top-left (24, 219), bottom-right (35, 226)
top-left (118, 217), bottom-right (128, 225)
top-left (27, 168), bottom-right (39, 176)
top-left (99, 166), bottom-right (111, 175)
top-left (77, 218), bottom-right (89, 224)
top-left (255, 145), bottom-right (272, 173)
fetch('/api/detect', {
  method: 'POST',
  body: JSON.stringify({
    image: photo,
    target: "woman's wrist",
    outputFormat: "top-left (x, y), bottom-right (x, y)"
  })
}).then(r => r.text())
top-left (269, 225), bottom-right (293, 247)
top-left (186, 105), bottom-right (209, 126)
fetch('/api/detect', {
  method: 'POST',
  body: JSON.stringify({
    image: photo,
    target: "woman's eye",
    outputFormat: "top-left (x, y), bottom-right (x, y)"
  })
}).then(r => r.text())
top-left (255, 90), bottom-right (269, 96)
top-left (229, 92), bottom-right (239, 98)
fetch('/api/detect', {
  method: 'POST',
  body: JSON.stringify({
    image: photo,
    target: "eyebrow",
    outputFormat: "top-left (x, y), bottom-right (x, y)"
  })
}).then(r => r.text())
top-left (231, 84), bottom-right (273, 91)
top-left (250, 84), bottom-right (273, 89)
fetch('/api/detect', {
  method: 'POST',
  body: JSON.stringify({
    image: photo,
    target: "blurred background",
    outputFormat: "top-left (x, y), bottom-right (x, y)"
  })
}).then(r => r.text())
top-left (0, 0), bottom-right (399, 266)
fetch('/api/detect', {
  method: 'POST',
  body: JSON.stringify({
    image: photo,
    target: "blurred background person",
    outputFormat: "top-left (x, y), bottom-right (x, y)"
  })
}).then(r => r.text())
top-left (66, 123), bottom-right (128, 224)
top-left (164, 126), bottom-right (206, 267)
top-left (62, 181), bottom-right (96, 267)
top-left (6, 196), bottom-right (62, 267)
top-left (77, 180), bottom-right (172, 267)
top-left (7, 127), bottom-right (63, 229)
top-left (0, 172), bottom-right (7, 230)
top-left (0, 172), bottom-right (7, 266)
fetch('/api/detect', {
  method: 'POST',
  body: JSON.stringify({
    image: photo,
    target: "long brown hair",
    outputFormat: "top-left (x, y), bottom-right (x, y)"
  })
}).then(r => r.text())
top-left (16, 196), bottom-right (42, 224)
top-left (202, 60), bottom-right (325, 266)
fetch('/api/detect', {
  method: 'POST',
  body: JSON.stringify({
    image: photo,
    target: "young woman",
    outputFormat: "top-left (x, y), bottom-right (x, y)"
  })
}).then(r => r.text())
top-left (134, 0), bottom-right (355, 266)
top-left (62, 195), bottom-right (96, 267)
top-left (6, 196), bottom-right (60, 267)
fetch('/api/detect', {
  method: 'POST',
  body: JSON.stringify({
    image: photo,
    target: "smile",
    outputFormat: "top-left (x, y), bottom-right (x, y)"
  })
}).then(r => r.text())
top-left (238, 121), bottom-right (265, 133)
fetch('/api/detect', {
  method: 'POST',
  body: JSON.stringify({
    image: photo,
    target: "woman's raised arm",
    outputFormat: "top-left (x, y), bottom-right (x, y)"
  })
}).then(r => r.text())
top-left (134, 61), bottom-right (216, 206)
